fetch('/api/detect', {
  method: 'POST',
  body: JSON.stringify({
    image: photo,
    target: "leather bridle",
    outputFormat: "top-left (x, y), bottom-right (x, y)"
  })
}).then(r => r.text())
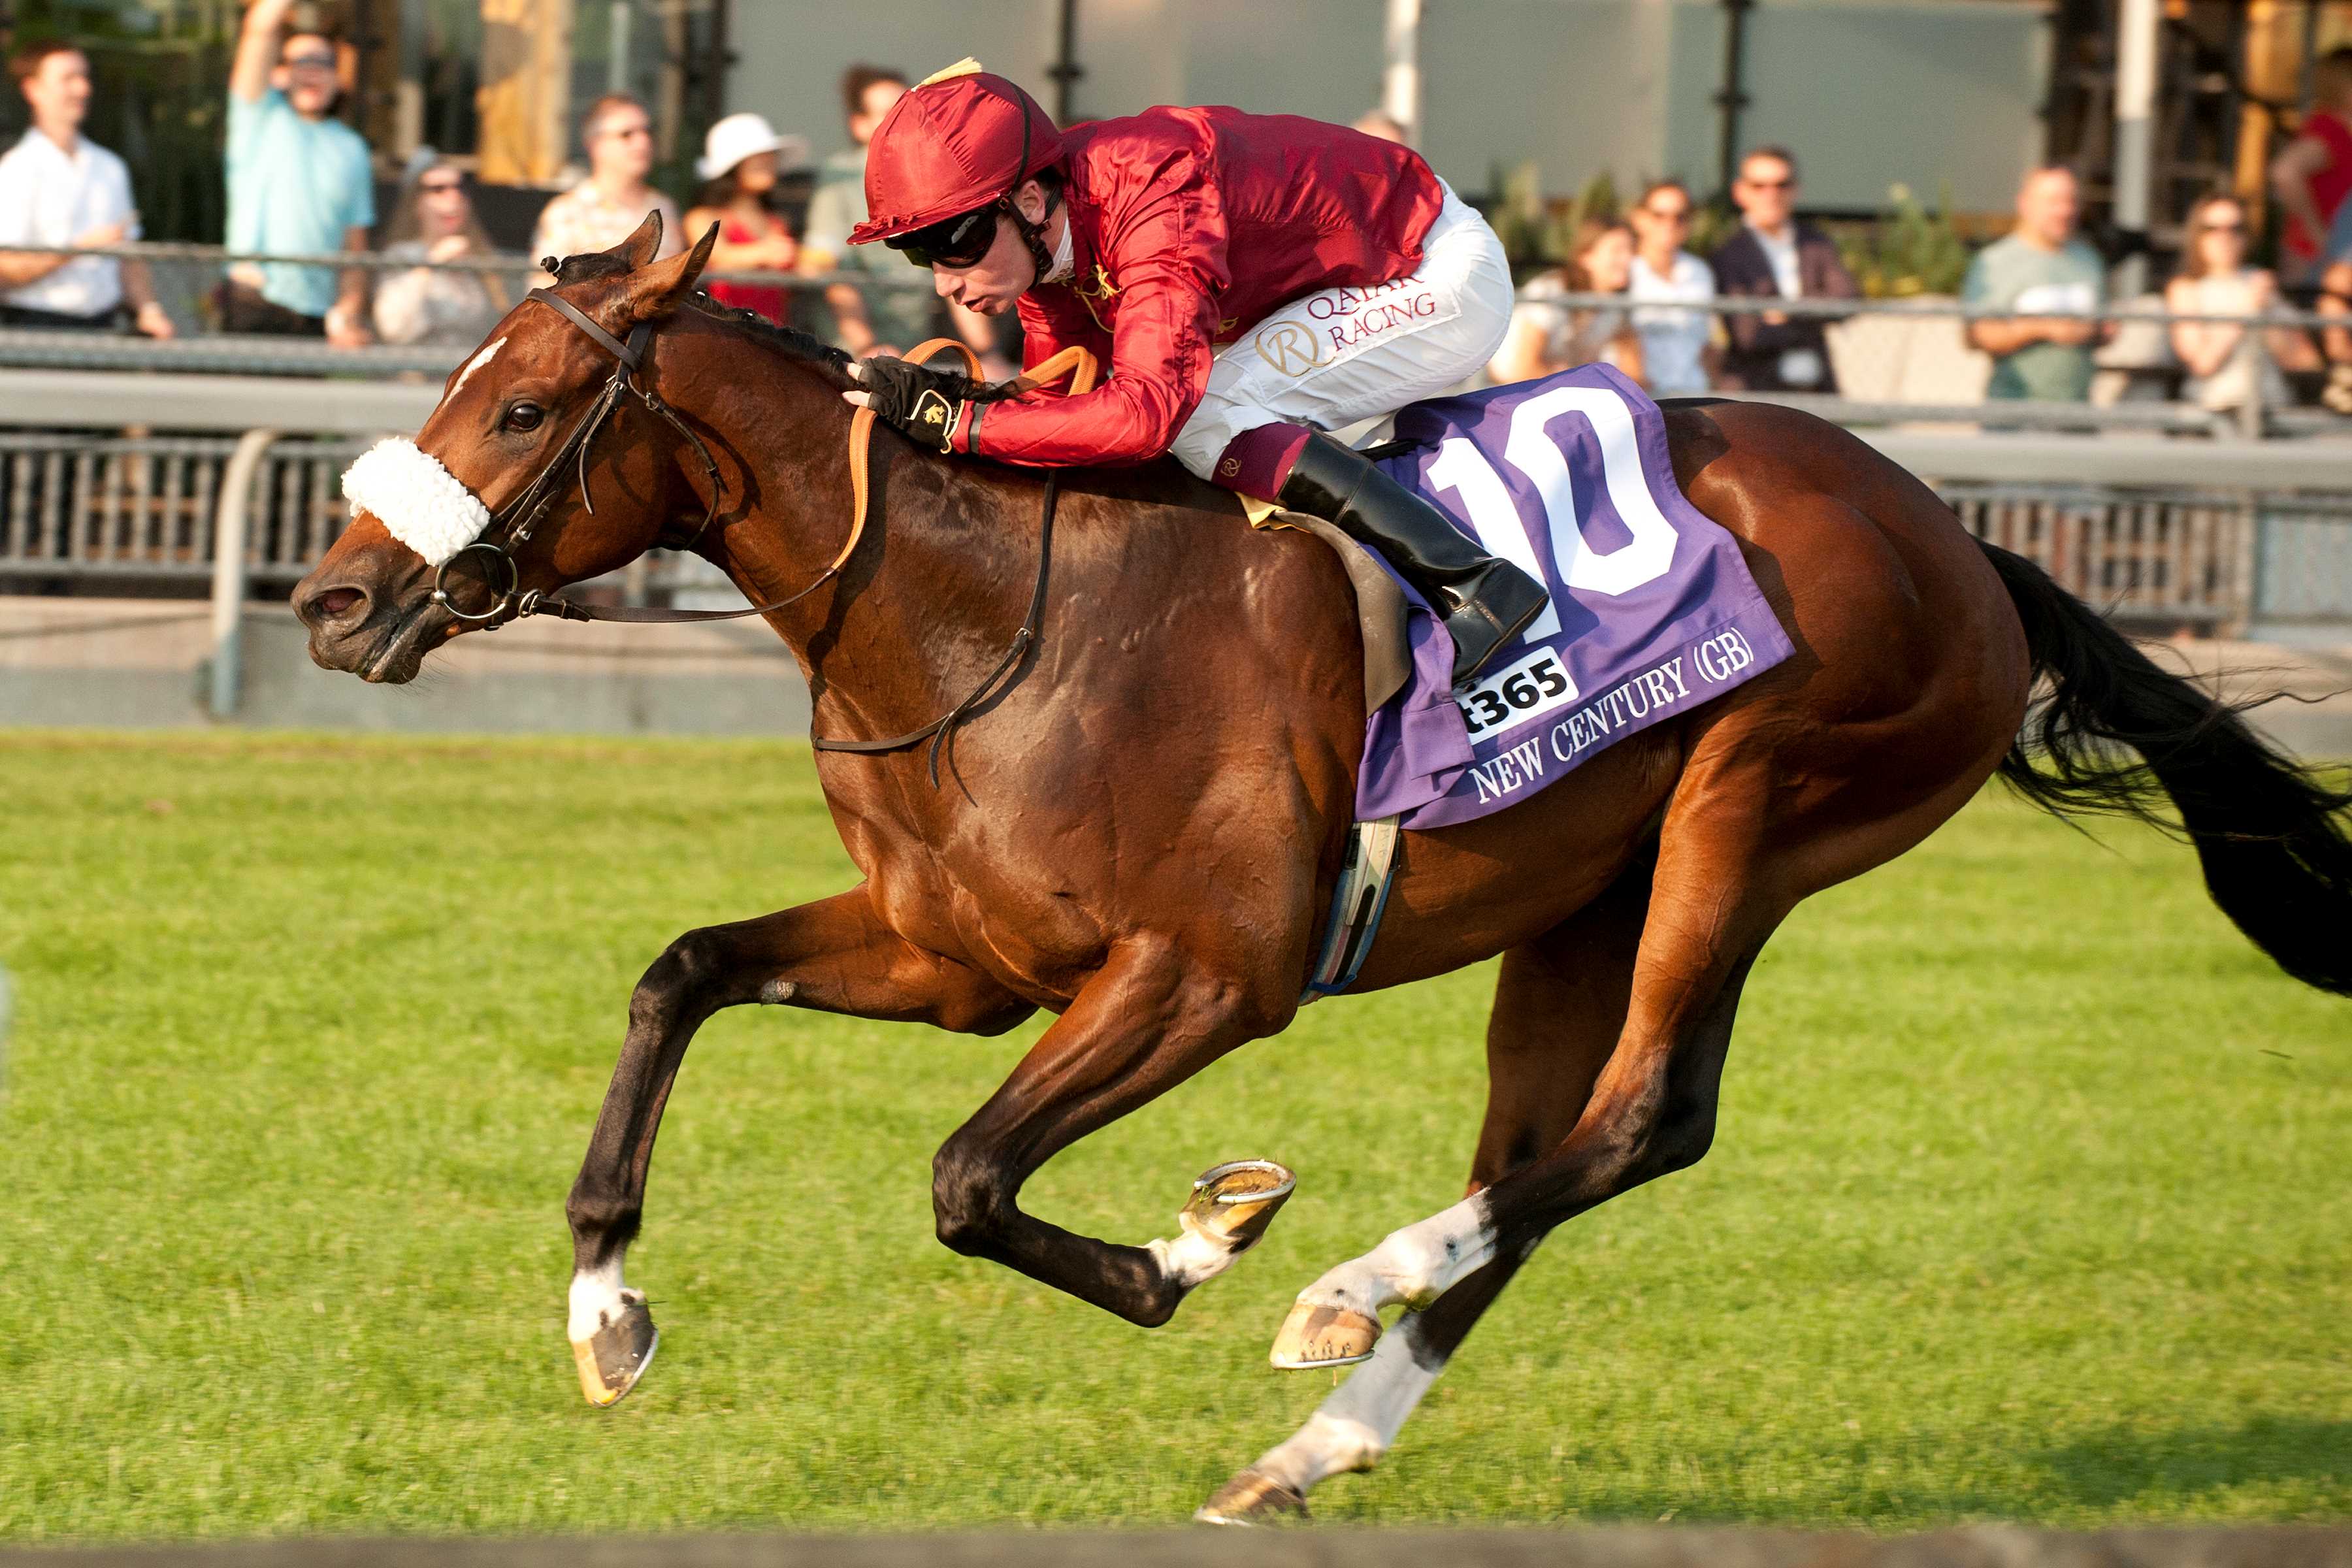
top-left (431, 287), bottom-right (735, 628)
top-left (429, 284), bottom-right (1096, 783)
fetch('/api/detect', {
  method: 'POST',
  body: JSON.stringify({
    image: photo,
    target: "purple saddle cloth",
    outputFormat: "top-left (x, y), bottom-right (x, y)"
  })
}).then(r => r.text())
top-left (1356, 365), bottom-right (1793, 828)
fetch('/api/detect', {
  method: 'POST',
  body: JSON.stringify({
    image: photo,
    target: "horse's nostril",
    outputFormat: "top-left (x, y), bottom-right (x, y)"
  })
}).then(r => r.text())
top-left (299, 583), bottom-right (367, 628)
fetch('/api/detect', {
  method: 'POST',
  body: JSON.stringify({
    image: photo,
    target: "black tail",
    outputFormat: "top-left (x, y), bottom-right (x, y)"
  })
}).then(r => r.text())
top-left (1979, 540), bottom-right (2352, 996)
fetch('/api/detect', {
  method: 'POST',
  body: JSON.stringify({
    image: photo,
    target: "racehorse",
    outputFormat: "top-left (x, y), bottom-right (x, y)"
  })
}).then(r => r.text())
top-left (293, 218), bottom-right (2351, 1522)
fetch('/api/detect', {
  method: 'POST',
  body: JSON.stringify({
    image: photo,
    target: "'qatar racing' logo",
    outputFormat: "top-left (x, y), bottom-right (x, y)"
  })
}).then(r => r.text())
top-left (1254, 276), bottom-right (1458, 377)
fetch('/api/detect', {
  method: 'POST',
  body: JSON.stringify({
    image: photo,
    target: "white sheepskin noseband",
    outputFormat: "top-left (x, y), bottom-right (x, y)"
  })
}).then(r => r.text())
top-left (340, 438), bottom-right (493, 568)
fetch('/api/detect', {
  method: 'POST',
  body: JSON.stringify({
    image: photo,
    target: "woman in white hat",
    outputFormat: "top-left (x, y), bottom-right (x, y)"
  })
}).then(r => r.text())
top-left (685, 111), bottom-right (809, 323)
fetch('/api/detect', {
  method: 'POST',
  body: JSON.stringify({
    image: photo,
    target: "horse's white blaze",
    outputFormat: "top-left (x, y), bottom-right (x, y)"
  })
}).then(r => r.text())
top-left (339, 437), bottom-right (493, 567)
top-left (448, 335), bottom-right (507, 404)
top-left (1250, 1316), bottom-right (1448, 1494)
top-left (1296, 1191), bottom-right (1497, 1319)
top-left (567, 1255), bottom-right (630, 1343)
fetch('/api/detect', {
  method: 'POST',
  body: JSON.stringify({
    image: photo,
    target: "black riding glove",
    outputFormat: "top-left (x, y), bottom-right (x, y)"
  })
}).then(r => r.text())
top-left (853, 356), bottom-right (994, 454)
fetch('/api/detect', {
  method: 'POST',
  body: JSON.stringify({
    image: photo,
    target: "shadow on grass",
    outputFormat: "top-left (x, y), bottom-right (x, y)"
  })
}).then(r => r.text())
top-left (2028, 1418), bottom-right (2352, 1508)
top-left (1299, 1419), bottom-right (2352, 1529)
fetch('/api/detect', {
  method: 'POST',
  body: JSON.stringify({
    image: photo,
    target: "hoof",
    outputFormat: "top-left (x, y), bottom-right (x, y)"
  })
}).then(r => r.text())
top-left (1195, 1466), bottom-right (1309, 1526)
top-left (1183, 1159), bottom-right (1296, 1256)
top-left (1269, 1299), bottom-right (1380, 1369)
top-left (570, 1298), bottom-right (659, 1407)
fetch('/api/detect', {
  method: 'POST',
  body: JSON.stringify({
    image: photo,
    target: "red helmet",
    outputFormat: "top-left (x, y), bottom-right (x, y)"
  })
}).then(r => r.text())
top-left (849, 61), bottom-right (1065, 246)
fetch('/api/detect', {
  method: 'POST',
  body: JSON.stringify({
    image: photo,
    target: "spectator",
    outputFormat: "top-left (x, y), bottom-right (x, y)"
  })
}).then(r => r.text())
top-left (1352, 109), bottom-right (1408, 144)
top-left (1488, 216), bottom-right (1644, 385)
top-left (684, 112), bottom-right (806, 325)
top-left (2317, 249), bottom-right (2352, 412)
top-left (222, 0), bottom-right (374, 343)
top-left (1708, 146), bottom-right (1857, 392)
top-left (1961, 166), bottom-right (2109, 403)
top-left (372, 157), bottom-right (507, 347)
top-left (801, 63), bottom-right (1011, 376)
top-left (531, 93), bottom-right (682, 278)
top-left (1625, 178), bottom-right (1715, 394)
top-left (0, 41), bottom-right (172, 336)
top-left (2268, 46), bottom-right (2352, 286)
top-left (2165, 193), bottom-right (2318, 418)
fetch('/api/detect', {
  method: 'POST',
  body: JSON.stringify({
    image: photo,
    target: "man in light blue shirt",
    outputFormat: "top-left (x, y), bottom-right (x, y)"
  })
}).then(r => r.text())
top-left (222, 0), bottom-right (374, 342)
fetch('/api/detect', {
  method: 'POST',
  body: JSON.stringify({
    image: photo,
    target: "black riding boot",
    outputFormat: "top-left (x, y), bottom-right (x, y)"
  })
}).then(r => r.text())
top-left (1279, 431), bottom-right (1550, 688)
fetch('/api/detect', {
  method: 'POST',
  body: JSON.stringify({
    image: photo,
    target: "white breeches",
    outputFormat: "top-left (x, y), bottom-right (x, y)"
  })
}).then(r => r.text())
top-left (1169, 185), bottom-right (1516, 480)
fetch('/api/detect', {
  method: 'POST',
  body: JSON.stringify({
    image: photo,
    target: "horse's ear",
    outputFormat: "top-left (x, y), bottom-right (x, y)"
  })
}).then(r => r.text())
top-left (606, 210), bottom-right (665, 271)
top-left (617, 221), bottom-right (719, 325)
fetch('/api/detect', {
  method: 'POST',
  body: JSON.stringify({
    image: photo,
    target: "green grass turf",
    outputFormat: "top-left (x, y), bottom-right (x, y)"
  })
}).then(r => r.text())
top-left (0, 730), bottom-right (2344, 1541)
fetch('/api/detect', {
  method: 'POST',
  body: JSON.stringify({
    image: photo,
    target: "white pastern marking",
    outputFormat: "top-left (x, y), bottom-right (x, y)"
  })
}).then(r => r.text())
top-left (1295, 1191), bottom-right (1497, 1320)
top-left (448, 335), bottom-right (507, 404)
top-left (567, 1256), bottom-right (632, 1343)
top-left (1146, 1216), bottom-right (1236, 1291)
top-left (1250, 1317), bottom-right (1448, 1494)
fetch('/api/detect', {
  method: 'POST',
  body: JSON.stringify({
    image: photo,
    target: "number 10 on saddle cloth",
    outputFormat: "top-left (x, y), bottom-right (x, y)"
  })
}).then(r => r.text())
top-left (1354, 365), bottom-right (1794, 829)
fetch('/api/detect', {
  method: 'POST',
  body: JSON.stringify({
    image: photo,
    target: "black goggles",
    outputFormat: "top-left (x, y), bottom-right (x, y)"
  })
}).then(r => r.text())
top-left (886, 199), bottom-right (1006, 270)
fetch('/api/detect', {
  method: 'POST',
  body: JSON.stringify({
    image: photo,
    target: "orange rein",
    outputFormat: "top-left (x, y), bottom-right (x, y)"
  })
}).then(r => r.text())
top-left (836, 340), bottom-right (1101, 584)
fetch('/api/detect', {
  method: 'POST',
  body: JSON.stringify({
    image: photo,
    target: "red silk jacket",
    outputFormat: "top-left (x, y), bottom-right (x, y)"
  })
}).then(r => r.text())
top-left (956, 107), bottom-right (1446, 468)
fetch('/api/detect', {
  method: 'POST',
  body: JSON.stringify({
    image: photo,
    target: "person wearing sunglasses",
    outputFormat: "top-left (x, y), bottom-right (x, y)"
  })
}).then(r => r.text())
top-left (1708, 146), bottom-right (1856, 393)
top-left (373, 157), bottom-right (509, 347)
top-left (530, 94), bottom-right (682, 286)
top-left (1625, 180), bottom-right (1717, 395)
top-left (2164, 192), bottom-right (2319, 417)
top-left (222, 0), bottom-right (374, 344)
top-left (840, 60), bottom-right (1545, 688)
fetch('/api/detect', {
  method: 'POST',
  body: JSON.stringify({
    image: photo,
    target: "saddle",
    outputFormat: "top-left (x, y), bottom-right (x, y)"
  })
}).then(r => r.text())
top-left (1239, 497), bottom-right (1414, 716)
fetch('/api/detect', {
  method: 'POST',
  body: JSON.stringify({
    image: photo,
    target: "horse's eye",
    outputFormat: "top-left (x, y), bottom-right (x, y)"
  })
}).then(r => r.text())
top-left (505, 402), bottom-right (544, 433)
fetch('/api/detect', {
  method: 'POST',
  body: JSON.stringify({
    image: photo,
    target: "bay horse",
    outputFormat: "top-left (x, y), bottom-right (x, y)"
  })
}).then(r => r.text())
top-left (293, 218), bottom-right (2351, 1522)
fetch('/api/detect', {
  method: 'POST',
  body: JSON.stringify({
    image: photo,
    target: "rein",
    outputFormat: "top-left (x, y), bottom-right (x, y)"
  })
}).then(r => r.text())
top-left (441, 285), bottom-right (1096, 784)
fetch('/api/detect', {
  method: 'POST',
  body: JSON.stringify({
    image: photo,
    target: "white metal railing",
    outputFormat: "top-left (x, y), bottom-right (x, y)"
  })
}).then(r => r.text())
top-left (2, 421), bottom-right (2344, 699)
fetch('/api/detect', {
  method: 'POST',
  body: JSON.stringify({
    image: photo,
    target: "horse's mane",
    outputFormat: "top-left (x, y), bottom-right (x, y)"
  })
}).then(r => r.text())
top-left (683, 294), bottom-right (857, 388)
top-left (546, 248), bottom-right (856, 390)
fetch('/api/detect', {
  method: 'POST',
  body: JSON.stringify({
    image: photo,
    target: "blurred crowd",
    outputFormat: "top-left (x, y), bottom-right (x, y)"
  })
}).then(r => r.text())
top-left (0, 6), bottom-right (1010, 371)
top-left (6, 0), bottom-right (2352, 419)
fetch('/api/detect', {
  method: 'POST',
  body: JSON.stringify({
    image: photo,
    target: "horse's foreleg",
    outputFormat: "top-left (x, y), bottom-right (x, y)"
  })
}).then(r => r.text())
top-left (930, 936), bottom-right (1290, 1327)
top-left (1203, 862), bottom-right (1650, 1522)
top-left (564, 885), bottom-right (1030, 1405)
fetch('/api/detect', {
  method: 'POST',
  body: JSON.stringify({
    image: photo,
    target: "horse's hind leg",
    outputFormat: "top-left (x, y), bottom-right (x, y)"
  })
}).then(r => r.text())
top-left (564, 886), bottom-right (1030, 1406)
top-left (1200, 858), bottom-right (1652, 1523)
top-left (1262, 668), bottom-right (2006, 1384)
top-left (1267, 783), bottom-right (1782, 1373)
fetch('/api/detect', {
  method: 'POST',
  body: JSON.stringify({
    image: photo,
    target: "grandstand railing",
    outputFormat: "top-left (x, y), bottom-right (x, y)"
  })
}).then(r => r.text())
top-left (3, 423), bottom-right (2336, 626)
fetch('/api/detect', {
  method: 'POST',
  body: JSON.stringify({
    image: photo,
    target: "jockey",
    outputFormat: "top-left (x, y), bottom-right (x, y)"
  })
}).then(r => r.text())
top-left (840, 61), bottom-right (1548, 687)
